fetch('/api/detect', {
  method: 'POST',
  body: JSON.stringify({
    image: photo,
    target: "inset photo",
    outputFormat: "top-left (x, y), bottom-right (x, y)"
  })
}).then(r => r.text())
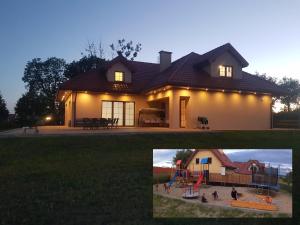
top-left (153, 149), bottom-right (292, 218)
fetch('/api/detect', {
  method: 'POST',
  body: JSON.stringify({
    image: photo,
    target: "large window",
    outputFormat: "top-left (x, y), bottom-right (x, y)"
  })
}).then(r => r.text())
top-left (113, 102), bottom-right (124, 126)
top-left (125, 102), bottom-right (134, 126)
top-left (101, 101), bottom-right (135, 126)
top-left (219, 65), bottom-right (233, 77)
top-left (114, 71), bottom-right (124, 82)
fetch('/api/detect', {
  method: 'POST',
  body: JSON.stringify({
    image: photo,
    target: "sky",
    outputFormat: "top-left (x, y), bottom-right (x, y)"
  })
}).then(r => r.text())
top-left (153, 149), bottom-right (292, 175)
top-left (1, 0), bottom-right (300, 113)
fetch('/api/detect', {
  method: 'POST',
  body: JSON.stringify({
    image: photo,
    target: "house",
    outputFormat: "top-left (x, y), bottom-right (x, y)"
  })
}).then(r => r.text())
top-left (184, 149), bottom-right (279, 188)
top-left (57, 43), bottom-right (287, 129)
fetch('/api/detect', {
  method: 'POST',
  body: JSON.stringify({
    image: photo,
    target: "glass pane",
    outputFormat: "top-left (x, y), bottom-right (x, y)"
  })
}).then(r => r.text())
top-left (114, 71), bottom-right (124, 82)
top-left (219, 66), bottom-right (225, 76)
top-left (226, 66), bottom-right (232, 77)
top-left (125, 102), bottom-right (134, 126)
top-left (113, 102), bottom-right (124, 126)
top-left (102, 101), bottom-right (112, 119)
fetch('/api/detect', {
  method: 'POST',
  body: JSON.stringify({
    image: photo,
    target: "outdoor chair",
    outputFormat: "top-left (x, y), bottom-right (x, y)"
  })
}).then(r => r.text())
top-left (198, 117), bottom-right (209, 129)
top-left (82, 118), bottom-right (90, 129)
top-left (99, 118), bottom-right (109, 129)
top-left (107, 118), bottom-right (114, 128)
top-left (91, 118), bottom-right (99, 129)
top-left (113, 118), bottom-right (119, 128)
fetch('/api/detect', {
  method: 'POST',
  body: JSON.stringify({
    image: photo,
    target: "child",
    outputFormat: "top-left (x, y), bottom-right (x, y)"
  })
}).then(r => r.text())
top-left (201, 193), bottom-right (208, 203)
top-left (231, 187), bottom-right (238, 200)
top-left (163, 183), bottom-right (170, 193)
top-left (212, 190), bottom-right (219, 200)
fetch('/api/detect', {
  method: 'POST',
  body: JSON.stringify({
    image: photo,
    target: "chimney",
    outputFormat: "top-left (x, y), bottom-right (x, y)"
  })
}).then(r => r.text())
top-left (159, 50), bottom-right (172, 71)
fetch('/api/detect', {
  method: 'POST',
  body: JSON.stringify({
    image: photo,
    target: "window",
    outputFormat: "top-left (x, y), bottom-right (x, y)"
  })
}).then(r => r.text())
top-left (125, 102), bottom-right (134, 126)
top-left (219, 65), bottom-right (233, 77)
top-left (101, 101), bottom-right (135, 126)
top-left (196, 158), bottom-right (199, 164)
top-left (114, 71), bottom-right (124, 82)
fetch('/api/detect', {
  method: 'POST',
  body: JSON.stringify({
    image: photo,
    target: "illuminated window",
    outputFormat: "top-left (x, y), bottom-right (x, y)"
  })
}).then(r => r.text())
top-left (219, 65), bottom-right (233, 77)
top-left (219, 65), bottom-right (226, 76)
top-left (114, 71), bottom-right (124, 82)
top-left (101, 101), bottom-right (135, 126)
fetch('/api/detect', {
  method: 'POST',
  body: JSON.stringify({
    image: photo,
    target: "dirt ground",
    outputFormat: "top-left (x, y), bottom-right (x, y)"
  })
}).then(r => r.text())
top-left (153, 183), bottom-right (292, 216)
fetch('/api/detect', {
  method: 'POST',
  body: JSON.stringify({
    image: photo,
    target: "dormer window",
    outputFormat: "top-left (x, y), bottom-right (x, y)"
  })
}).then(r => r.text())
top-left (219, 65), bottom-right (233, 77)
top-left (114, 71), bottom-right (124, 82)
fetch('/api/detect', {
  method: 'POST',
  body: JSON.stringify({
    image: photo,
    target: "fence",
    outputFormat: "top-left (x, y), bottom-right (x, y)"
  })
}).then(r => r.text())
top-left (209, 173), bottom-right (252, 185)
top-left (273, 119), bottom-right (300, 128)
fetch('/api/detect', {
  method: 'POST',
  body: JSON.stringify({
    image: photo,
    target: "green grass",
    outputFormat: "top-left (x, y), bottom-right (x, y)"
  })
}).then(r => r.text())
top-left (153, 194), bottom-right (283, 218)
top-left (0, 131), bottom-right (299, 225)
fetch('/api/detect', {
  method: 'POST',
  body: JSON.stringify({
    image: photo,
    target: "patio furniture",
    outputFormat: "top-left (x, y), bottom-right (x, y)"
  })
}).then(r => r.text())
top-left (82, 118), bottom-right (91, 129)
top-left (113, 118), bottom-right (119, 128)
top-left (198, 117), bottom-right (209, 129)
top-left (99, 118), bottom-right (109, 129)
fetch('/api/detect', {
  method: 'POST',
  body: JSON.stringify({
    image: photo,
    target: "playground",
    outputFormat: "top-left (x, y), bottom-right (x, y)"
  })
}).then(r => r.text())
top-left (153, 151), bottom-right (293, 217)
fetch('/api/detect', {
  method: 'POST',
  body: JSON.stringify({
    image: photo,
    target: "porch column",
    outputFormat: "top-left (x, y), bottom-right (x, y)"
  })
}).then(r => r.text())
top-left (169, 91), bottom-right (180, 129)
top-left (71, 92), bottom-right (77, 127)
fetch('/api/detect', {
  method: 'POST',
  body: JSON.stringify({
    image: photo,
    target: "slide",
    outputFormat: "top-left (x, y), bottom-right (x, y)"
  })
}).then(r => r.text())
top-left (168, 172), bottom-right (178, 187)
top-left (194, 173), bottom-right (204, 190)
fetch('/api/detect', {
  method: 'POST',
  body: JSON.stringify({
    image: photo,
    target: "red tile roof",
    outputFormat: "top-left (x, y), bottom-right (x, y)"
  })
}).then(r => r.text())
top-left (58, 43), bottom-right (287, 96)
top-left (233, 160), bottom-right (265, 175)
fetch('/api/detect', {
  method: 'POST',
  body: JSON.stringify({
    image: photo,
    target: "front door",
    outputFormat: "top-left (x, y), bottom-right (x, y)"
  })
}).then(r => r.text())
top-left (180, 99), bottom-right (186, 128)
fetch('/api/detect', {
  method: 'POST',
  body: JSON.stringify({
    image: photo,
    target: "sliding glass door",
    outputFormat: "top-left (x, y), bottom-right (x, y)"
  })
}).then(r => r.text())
top-left (113, 102), bottom-right (124, 126)
top-left (101, 101), bottom-right (135, 126)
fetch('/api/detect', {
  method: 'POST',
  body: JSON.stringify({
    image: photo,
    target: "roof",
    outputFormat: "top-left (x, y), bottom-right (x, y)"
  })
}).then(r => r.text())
top-left (233, 160), bottom-right (265, 175)
top-left (185, 150), bottom-right (265, 175)
top-left (59, 60), bottom-right (159, 94)
top-left (184, 149), bottom-right (236, 169)
top-left (58, 43), bottom-right (287, 96)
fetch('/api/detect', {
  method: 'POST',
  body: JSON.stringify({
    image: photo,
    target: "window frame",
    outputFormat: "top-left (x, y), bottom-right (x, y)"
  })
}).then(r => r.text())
top-left (218, 65), bottom-right (233, 78)
top-left (101, 100), bottom-right (135, 127)
top-left (114, 71), bottom-right (124, 82)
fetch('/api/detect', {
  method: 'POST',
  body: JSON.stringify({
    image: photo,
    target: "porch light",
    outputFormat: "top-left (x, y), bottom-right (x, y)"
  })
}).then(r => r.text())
top-left (61, 95), bottom-right (65, 101)
top-left (222, 89), bottom-right (225, 92)
top-left (254, 92), bottom-right (257, 95)
top-left (205, 88), bottom-right (208, 91)
top-left (45, 116), bottom-right (52, 121)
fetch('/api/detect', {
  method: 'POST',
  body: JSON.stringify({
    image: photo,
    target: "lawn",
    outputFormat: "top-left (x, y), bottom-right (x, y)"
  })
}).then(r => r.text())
top-left (0, 131), bottom-right (299, 225)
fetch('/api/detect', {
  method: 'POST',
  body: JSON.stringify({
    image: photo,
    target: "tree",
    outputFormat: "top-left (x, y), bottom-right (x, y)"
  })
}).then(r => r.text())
top-left (278, 77), bottom-right (300, 112)
top-left (0, 93), bottom-right (9, 122)
top-left (64, 56), bottom-right (106, 79)
top-left (15, 91), bottom-right (46, 126)
top-left (172, 149), bottom-right (194, 166)
top-left (64, 41), bottom-right (107, 79)
top-left (110, 39), bottom-right (142, 60)
top-left (20, 57), bottom-right (66, 124)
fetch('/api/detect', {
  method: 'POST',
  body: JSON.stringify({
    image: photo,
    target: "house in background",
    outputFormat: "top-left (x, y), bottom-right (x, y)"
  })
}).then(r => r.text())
top-left (184, 149), bottom-right (276, 187)
top-left (57, 43), bottom-right (287, 130)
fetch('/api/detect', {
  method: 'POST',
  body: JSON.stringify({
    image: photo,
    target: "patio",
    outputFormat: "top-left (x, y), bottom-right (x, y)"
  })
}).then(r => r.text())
top-left (0, 126), bottom-right (211, 137)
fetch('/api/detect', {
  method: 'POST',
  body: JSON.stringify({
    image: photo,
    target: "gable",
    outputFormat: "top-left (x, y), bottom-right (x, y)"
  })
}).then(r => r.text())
top-left (186, 150), bottom-right (223, 174)
top-left (106, 62), bottom-right (132, 83)
top-left (210, 51), bottom-right (243, 79)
